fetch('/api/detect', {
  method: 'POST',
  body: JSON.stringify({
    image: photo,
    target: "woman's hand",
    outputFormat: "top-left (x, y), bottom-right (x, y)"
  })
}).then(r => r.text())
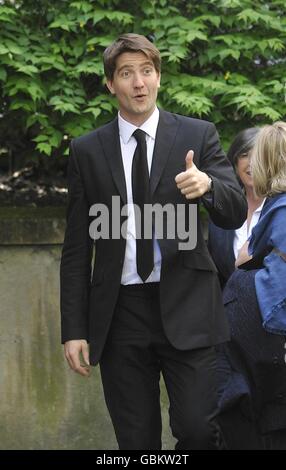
top-left (235, 241), bottom-right (252, 267)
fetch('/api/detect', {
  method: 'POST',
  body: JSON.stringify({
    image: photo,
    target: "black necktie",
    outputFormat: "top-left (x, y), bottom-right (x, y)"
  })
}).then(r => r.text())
top-left (132, 129), bottom-right (154, 282)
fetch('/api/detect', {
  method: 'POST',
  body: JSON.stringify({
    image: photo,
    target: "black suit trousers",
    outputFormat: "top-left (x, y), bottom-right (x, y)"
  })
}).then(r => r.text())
top-left (99, 283), bottom-right (220, 450)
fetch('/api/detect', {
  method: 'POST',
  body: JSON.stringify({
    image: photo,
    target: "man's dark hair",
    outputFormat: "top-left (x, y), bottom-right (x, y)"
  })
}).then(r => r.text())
top-left (103, 33), bottom-right (161, 81)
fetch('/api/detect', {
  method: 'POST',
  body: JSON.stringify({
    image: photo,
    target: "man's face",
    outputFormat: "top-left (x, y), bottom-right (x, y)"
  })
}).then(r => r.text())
top-left (106, 52), bottom-right (161, 126)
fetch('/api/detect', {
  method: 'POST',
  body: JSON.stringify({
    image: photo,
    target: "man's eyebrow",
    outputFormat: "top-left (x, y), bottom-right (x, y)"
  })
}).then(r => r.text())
top-left (116, 61), bottom-right (154, 73)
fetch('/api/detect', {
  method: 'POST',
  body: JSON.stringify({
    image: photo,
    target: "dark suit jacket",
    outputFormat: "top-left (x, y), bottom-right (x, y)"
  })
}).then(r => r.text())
top-left (208, 221), bottom-right (235, 289)
top-left (60, 109), bottom-right (247, 365)
top-left (219, 268), bottom-right (286, 435)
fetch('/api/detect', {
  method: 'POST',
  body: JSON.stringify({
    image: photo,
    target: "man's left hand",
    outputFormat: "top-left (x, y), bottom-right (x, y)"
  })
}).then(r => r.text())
top-left (175, 150), bottom-right (210, 200)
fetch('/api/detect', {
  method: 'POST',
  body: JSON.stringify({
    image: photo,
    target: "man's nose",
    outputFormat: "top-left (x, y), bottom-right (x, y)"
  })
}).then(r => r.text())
top-left (133, 73), bottom-right (144, 88)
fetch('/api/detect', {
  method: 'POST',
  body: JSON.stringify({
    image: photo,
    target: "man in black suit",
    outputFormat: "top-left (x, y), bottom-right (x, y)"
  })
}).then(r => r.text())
top-left (60, 33), bottom-right (247, 450)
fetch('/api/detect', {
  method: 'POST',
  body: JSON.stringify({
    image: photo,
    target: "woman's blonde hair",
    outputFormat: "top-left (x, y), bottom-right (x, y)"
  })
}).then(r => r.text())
top-left (251, 121), bottom-right (286, 197)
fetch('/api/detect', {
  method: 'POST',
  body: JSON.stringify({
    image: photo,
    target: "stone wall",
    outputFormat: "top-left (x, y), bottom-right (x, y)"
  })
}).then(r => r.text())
top-left (0, 208), bottom-right (174, 450)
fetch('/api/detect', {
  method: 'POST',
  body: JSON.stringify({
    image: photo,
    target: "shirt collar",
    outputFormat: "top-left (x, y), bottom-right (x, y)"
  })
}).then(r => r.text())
top-left (255, 198), bottom-right (266, 214)
top-left (118, 107), bottom-right (159, 144)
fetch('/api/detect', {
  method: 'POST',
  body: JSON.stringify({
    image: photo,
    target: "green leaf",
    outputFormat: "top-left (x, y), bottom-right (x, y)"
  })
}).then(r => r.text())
top-left (167, 89), bottom-right (213, 116)
top-left (50, 131), bottom-right (63, 148)
top-left (0, 45), bottom-right (9, 55)
top-left (5, 76), bottom-right (46, 101)
top-left (49, 17), bottom-right (76, 31)
top-left (219, 49), bottom-right (240, 61)
top-left (186, 30), bottom-right (208, 43)
top-left (0, 6), bottom-right (17, 23)
top-left (49, 98), bottom-right (80, 115)
top-left (266, 38), bottom-right (285, 52)
top-left (16, 64), bottom-right (39, 76)
top-left (74, 60), bottom-right (103, 75)
top-left (227, 73), bottom-right (250, 85)
top-left (33, 129), bottom-right (62, 149)
top-left (261, 80), bottom-right (284, 94)
top-left (253, 107), bottom-right (281, 120)
top-left (101, 103), bottom-right (113, 113)
top-left (194, 15), bottom-right (221, 28)
top-left (27, 83), bottom-right (46, 101)
top-left (4, 40), bottom-right (24, 55)
top-left (70, 1), bottom-right (93, 13)
top-left (26, 113), bottom-right (49, 129)
top-left (64, 117), bottom-right (94, 137)
top-left (0, 68), bottom-right (7, 81)
top-left (216, 0), bottom-right (243, 9)
top-left (33, 135), bottom-right (49, 143)
top-left (0, 6), bottom-right (17, 17)
top-left (237, 8), bottom-right (283, 30)
top-left (10, 99), bottom-right (34, 112)
top-left (83, 108), bottom-right (102, 119)
top-left (92, 10), bottom-right (133, 25)
top-left (87, 36), bottom-right (119, 47)
top-left (213, 35), bottom-right (235, 47)
top-left (36, 143), bottom-right (52, 156)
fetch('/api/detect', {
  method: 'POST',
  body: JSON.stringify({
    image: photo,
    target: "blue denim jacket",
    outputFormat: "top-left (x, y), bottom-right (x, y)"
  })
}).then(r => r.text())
top-left (248, 193), bottom-right (286, 335)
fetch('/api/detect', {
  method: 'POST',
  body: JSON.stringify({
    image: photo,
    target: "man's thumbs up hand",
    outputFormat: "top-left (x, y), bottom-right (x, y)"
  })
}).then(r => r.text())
top-left (185, 150), bottom-right (194, 170)
top-left (175, 150), bottom-right (211, 200)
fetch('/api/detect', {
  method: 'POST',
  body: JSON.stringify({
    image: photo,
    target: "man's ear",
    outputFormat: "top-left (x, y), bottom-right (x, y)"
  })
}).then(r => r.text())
top-left (157, 72), bottom-right (161, 89)
top-left (106, 79), bottom-right (115, 95)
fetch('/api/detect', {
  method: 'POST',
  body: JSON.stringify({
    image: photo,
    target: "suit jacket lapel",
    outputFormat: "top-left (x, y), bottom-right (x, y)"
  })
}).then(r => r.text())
top-left (150, 109), bottom-right (179, 197)
top-left (98, 117), bottom-right (127, 205)
top-left (97, 110), bottom-right (179, 204)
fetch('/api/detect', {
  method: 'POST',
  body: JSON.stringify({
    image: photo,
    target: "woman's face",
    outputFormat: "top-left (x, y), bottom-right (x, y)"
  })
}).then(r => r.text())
top-left (236, 155), bottom-right (253, 189)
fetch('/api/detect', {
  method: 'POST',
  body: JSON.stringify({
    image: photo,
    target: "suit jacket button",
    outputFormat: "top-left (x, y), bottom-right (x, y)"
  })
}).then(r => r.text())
top-left (273, 355), bottom-right (279, 366)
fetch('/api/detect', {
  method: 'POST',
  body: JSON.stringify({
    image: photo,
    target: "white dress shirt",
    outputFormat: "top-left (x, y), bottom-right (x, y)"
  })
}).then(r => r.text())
top-left (118, 107), bottom-right (162, 285)
top-left (233, 198), bottom-right (266, 259)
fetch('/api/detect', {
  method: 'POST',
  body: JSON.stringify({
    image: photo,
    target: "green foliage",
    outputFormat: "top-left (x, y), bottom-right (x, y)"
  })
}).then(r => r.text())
top-left (0, 0), bottom-right (286, 169)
